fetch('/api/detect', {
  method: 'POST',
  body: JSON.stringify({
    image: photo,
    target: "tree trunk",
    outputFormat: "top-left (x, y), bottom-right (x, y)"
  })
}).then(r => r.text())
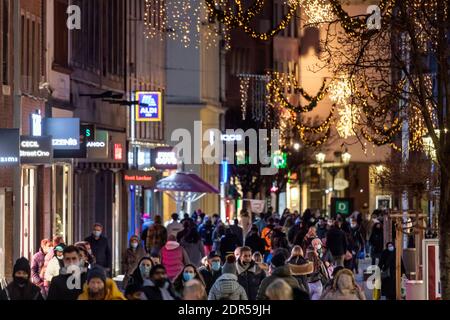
top-left (439, 168), bottom-right (450, 299)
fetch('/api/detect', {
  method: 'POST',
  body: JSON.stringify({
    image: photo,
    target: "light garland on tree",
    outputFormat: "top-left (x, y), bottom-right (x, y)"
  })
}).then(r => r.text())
top-left (239, 75), bottom-right (250, 120)
top-left (205, 0), bottom-right (300, 41)
top-left (328, 75), bottom-right (354, 105)
top-left (303, 0), bottom-right (335, 25)
top-left (336, 103), bottom-right (360, 139)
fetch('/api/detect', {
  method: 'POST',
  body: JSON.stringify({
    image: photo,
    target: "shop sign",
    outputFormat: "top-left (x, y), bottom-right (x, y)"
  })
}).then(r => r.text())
top-left (0, 129), bottom-right (20, 166)
top-left (331, 198), bottom-right (354, 218)
top-left (30, 111), bottom-right (42, 137)
top-left (109, 131), bottom-right (126, 163)
top-left (20, 136), bottom-right (53, 164)
top-left (135, 91), bottom-right (162, 122)
top-left (123, 170), bottom-right (158, 188)
top-left (334, 178), bottom-right (349, 191)
top-left (152, 147), bottom-right (177, 170)
top-left (44, 118), bottom-right (80, 150)
top-left (87, 130), bottom-right (109, 159)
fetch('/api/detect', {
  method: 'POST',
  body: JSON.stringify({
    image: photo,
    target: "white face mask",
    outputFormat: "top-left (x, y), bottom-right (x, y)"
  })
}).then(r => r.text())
top-left (131, 242), bottom-right (138, 249)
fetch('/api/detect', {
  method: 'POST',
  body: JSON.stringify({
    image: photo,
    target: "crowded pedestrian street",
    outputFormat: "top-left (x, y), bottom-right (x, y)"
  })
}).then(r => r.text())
top-left (0, 0), bottom-right (448, 304)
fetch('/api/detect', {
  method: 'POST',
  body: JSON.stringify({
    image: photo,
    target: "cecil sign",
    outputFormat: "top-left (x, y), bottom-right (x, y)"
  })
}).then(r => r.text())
top-left (135, 91), bottom-right (162, 122)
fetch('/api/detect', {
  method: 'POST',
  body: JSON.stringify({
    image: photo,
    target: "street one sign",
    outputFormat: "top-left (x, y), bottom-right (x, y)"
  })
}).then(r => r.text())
top-left (331, 198), bottom-right (354, 218)
top-left (135, 91), bottom-right (163, 122)
top-left (0, 129), bottom-right (20, 167)
top-left (20, 136), bottom-right (53, 164)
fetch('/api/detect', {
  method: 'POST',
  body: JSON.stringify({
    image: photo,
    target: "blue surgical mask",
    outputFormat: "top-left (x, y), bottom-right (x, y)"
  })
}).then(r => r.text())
top-left (140, 265), bottom-right (151, 279)
top-left (93, 231), bottom-right (101, 237)
top-left (388, 246), bottom-right (394, 252)
top-left (183, 272), bottom-right (195, 282)
top-left (211, 261), bottom-right (221, 271)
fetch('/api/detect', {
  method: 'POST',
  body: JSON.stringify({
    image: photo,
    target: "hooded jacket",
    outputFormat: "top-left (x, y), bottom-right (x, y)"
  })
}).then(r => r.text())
top-left (78, 278), bottom-right (126, 300)
top-left (0, 258), bottom-right (43, 301)
top-left (235, 260), bottom-right (266, 300)
top-left (161, 240), bottom-right (190, 281)
top-left (125, 256), bottom-right (153, 290)
top-left (31, 248), bottom-right (46, 286)
top-left (256, 265), bottom-right (300, 300)
top-left (207, 273), bottom-right (248, 300)
top-left (122, 236), bottom-right (146, 281)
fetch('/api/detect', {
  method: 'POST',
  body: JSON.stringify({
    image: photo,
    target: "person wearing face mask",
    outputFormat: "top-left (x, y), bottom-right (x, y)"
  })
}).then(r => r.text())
top-left (348, 218), bottom-right (365, 274)
top-left (235, 246), bottom-right (266, 300)
top-left (44, 244), bottom-right (66, 286)
top-left (305, 240), bottom-right (329, 300)
top-left (125, 256), bottom-right (154, 290)
top-left (122, 235), bottom-right (146, 288)
top-left (41, 236), bottom-right (64, 296)
top-left (173, 264), bottom-right (205, 296)
top-left (378, 242), bottom-right (406, 300)
top-left (199, 251), bottom-right (222, 294)
top-left (0, 258), bottom-right (43, 300)
top-left (47, 245), bottom-right (88, 300)
top-left (85, 223), bottom-right (112, 274)
top-left (30, 239), bottom-right (52, 293)
top-left (141, 265), bottom-right (179, 300)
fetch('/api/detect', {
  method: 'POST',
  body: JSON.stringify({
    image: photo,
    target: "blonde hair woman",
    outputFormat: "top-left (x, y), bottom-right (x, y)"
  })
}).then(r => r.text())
top-left (320, 269), bottom-right (366, 300)
top-left (265, 279), bottom-right (293, 300)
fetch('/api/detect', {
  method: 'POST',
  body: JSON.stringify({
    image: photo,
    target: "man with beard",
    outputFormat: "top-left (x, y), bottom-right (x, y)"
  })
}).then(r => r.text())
top-left (141, 265), bottom-right (179, 300)
top-left (236, 247), bottom-right (266, 300)
top-left (47, 245), bottom-right (88, 300)
top-left (78, 265), bottom-right (125, 300)
top-left (0, 258), bottom-right (43, 300)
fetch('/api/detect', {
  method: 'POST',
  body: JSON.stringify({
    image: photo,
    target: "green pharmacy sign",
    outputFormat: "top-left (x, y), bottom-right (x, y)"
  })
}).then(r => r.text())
top-left (272, 152), bottom-right (287, 169)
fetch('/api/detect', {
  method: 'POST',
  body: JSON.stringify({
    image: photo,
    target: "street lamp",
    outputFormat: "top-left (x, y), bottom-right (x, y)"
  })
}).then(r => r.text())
top-left (293, 142), bottom-right (301, 151)
top-left (341, 150), bottom-right (352, 165)
top-left (315, 152), bottom-right (326, 164)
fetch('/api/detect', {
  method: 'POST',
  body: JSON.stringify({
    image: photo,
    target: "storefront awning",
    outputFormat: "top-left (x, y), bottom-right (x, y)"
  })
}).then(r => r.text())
top-left (156, 172), bottom-right (219, 194)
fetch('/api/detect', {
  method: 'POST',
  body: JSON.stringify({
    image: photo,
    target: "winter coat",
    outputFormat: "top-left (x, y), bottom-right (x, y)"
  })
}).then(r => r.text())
top-left (0, 281), bottom-right (43, 300)
top-left (240, 214), bottom-right (252, 239)
top-left (379, 249), bottom-right (406, 299)
top-left (141, 279), bottom-right (179, 300)
top-left (199, 223), bottom-right (214, 246)
top-left (31, 249), bottom-right (46, 287)
top-left (85, 235), bottom-right (112, 270)
top-left (199, 266), bottom-right (222, 294)
top-left (167, 221), bottom-right (184, 238)
top-left (44, 256), bottom-right (63, 283)
top-left (369, 226), bottom-right (384, 254)
top-left (287, 256), bottom-right (313, 295)
top-left (78, 278), bottom-right (126, 300)
top-left (180, 238), bottom-right (205, 268)
top-left (161, 241), bottom-right (190, 281)
top-left (256, 265), bottom-right (300, 300)
top-left (245, 233), bottom-right (266, 255)
top-left (146, 223), bottom-right (168, 252)
top-left (47, 272), bottom-right (87, 300)
top-left (326, 227), bottom-right (348, 256)
top-left (121, 238), bottom-right (146, 287)
top-left (230, 224), bottom-right (244, 246)
top-left (208, 273), bottom-right (248, 300)
top-left (349, 227), bottom-right (365, 254)
top-left (219, 234), bottom-right (240, 260)
top-left (287, 224), bottom-right (301, 245)
top-left (236, 261), bottom-right (266, 300)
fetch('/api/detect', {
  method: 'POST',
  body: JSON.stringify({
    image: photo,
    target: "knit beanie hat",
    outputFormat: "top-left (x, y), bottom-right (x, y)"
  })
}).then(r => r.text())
top-left (87, 265), bottom-right (107, 284)
top-left (13, 257), bottom-right (31, 276)
top-left (222, 255), bottom-right (237, 275)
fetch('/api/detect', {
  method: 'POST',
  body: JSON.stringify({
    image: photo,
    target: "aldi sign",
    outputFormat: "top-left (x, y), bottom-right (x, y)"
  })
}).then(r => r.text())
top-left (135, 91), bottom-right (162, 122)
